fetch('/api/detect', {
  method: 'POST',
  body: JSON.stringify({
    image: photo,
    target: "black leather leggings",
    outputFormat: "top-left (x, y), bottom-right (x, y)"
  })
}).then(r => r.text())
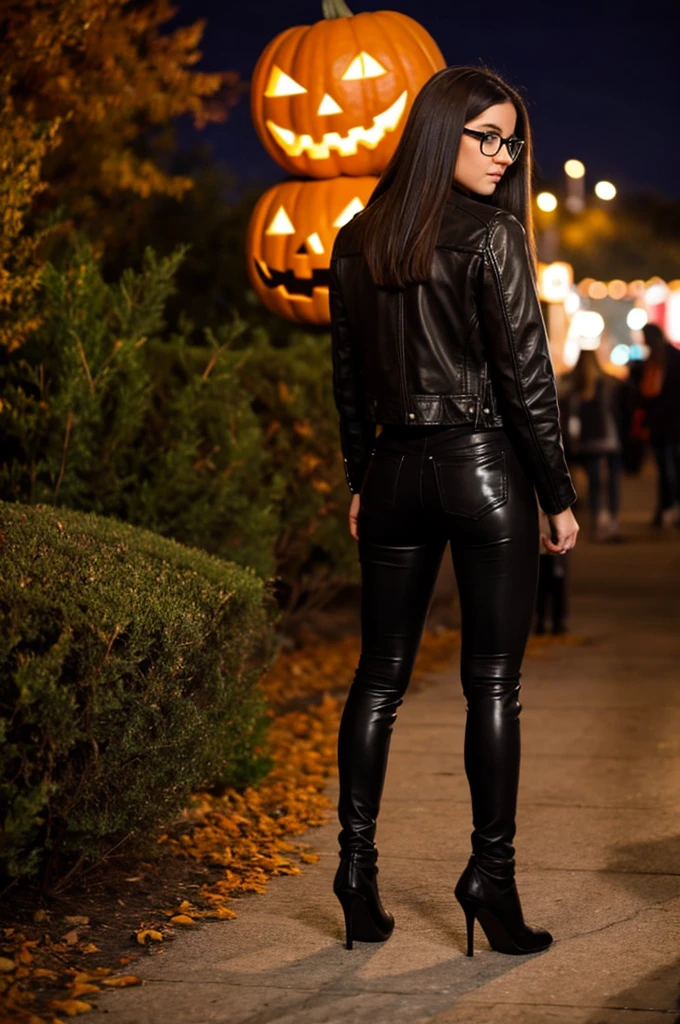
top-left (337, 424), bottom-right (540, 880)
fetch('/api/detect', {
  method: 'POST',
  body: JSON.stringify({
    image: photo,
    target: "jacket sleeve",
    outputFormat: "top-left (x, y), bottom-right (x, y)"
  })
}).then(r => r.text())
top-left (479, 211), bottom-right (578, 515)
top-left (329, 256), bottom-right (376, 494)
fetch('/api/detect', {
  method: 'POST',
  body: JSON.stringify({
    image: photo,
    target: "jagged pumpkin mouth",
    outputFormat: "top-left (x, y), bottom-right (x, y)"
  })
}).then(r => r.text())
top-left (266, 91), bottom-right (407, 159)
top-left (253, 259), bottom-right (330, 300)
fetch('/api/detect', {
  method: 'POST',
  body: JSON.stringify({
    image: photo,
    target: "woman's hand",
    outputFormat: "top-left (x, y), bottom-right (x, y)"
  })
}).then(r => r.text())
top-left (349, 493), bottom-right (361, 540)
top-left (541, 506), bottom-right (580, 554)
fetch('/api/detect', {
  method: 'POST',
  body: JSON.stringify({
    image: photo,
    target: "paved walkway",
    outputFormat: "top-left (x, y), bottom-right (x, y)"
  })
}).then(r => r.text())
top-left (94, 455), bottom-right (680, 1024)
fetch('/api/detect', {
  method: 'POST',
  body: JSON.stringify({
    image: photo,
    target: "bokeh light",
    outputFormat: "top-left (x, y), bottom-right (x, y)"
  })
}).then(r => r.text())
top-left (564, 288), bottom-right (581, 315)
top-left (594, 181), bottom-right (616, 200)
top-left (607, 279), bottom-right (628, 300)
top-left (610, 344), bottom-right (630, 365)
top-left (587, 281), bottom-right (608, 300)
top-left (627, 307), bottom-right (648, 330)
top-left (645, 281), bottom-right (669, 305)
top-left (569, 310), bottom-right (605, 350)
top-left (536, 192), bottom-right (557, 212)
top-left (564, 160), bottom-right (585, 178)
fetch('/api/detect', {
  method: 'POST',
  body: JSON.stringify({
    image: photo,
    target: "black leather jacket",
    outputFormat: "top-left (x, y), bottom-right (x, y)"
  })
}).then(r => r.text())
top-left (329, 183), bottom-right (577, 516)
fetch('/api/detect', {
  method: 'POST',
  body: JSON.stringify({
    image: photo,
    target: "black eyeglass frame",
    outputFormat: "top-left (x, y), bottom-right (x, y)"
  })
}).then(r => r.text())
top-left (462, 127), bottom-right (525, 162)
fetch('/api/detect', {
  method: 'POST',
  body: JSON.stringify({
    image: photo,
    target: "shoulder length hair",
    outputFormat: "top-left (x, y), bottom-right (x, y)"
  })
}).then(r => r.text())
top-left (355, 64), bottom-right (538, 290)
top-left (570, 347), bottom-right (608, 396)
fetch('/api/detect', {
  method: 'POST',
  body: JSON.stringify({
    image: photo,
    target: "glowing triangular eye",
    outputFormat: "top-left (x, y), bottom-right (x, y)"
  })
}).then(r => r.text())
top-left (307, 233), bottom-right (324, 254)
top-left (265, 205), bottom-right (295, 235)
top-left (341, 52), bottom-right (388, 80)
top-left (264, 66), bottom-right (307, 97)
top-left (317, 93), bottom-right (343, 115)
top-left (333, 198), bottom-right (365, 228)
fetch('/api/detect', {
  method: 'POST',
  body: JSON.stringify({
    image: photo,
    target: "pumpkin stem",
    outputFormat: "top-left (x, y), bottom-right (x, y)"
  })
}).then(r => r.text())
top-left (322, 0), bottom-right (355, 18)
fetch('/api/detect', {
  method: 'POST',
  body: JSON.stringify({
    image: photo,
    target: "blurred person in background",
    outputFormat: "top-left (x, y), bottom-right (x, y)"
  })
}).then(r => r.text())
top-left (638, 322), bottom-right (680, 528)
top-left (558, 347), bottom-right (627, 542)
top-left (618, 356), bottom-right (648, 478)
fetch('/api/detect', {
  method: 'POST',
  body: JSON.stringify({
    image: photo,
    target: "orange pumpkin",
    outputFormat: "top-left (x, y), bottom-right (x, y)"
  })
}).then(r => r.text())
top-left (250, 0), bottom-right (445, 178)
top-left (245, 176), bottom-right (378, 323)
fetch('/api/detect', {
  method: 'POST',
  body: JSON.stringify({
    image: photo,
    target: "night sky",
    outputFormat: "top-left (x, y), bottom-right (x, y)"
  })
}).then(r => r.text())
top-left (171, 0), bottom-right (680, 200)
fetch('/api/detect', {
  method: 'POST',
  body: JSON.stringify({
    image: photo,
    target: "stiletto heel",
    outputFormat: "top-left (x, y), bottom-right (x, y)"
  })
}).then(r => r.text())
top-left (463, 903), bottom-right (476, 957)
top-left (339, 894), bottom-right (355, 950)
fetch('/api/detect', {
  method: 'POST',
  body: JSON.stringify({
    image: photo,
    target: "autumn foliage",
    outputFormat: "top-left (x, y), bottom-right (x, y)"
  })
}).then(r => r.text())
top-left (2, 0), bottom-right (243, 205)
top-left (0, 83), bottom-right (61, 352)
top-left (0, 0), bottom-right (244, 353)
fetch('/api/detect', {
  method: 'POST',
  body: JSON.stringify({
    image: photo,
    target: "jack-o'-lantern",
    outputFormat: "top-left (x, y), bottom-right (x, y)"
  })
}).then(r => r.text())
top-left (250, 0), bottom-right (445, 179)
top-left (246, 176), bottom-right (378, 323)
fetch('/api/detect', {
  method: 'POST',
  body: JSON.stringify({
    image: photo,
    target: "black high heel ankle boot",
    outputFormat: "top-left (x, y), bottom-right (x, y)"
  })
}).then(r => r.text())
top-left (459, 676), bottom-right (552, 956)
top-left (333, 850), bottom-right (394, 950)
top-left (454, 856), bottom-right (552, 956)
top-left (335, 666), bottom-right (400, 949)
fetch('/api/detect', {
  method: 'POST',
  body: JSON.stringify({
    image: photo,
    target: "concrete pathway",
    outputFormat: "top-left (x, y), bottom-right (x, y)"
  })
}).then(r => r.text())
top-left (93, 455), bottom-right (680, 1024)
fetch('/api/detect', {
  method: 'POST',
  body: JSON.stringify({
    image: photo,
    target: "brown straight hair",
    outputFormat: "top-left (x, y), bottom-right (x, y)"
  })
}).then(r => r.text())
top-left (355, 65), bottom-right (538, 290)
top-left (570, 347), bottom-right (607, 397)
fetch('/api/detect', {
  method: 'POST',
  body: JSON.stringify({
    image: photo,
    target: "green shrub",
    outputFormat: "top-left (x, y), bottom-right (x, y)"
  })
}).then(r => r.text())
top-left (0, 500), bottom-right (279, 887)
top-left (0, 242), bottom-right (280, 581)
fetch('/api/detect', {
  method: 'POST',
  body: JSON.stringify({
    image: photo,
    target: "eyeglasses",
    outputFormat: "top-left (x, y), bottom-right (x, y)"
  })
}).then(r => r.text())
top-left (462, 128), bottom-right (525, 162)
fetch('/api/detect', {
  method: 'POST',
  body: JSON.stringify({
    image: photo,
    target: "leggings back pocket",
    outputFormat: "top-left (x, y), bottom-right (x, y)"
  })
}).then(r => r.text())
top-left (432, 449), bottom-right (508, 519)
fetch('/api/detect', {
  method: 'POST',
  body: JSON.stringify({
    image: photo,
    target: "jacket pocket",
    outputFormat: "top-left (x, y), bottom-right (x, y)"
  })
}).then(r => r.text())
top-left (432, 450), bottom-right (508, 519)
top-left (360, 452), bottom-right (405, 513)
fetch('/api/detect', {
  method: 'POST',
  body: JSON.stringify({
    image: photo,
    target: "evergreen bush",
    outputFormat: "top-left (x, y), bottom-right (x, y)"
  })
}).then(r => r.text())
top-left (0, 499), bottom-right (278, 887)
top-left (0, 242), bottom-right (280, 581)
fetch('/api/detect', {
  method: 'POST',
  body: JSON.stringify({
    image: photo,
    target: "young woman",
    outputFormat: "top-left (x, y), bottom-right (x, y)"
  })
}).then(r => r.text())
top-left (329, 65), bottom-right (579, 957)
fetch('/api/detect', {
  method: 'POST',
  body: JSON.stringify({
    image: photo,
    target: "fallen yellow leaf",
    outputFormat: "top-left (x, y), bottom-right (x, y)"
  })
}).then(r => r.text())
top-left (49, 997), bottom-right (94, 1015)
top-left (204, 906), bottom-right (237, 920)
top-left (70, 983), bottom-right (101, 997)
top-left (136, 929), bottom-right (163, 944)
top-left (100, 975), bottom-right (142, 988)
top-left (69, 968), bottom-right (111, 982)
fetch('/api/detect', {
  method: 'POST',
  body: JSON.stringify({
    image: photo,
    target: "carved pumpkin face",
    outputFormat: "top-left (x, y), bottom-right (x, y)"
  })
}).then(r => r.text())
top-left (250, 1), bottom-right (445, 178)
top-left (246, 176), bottom-right (378, 324)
